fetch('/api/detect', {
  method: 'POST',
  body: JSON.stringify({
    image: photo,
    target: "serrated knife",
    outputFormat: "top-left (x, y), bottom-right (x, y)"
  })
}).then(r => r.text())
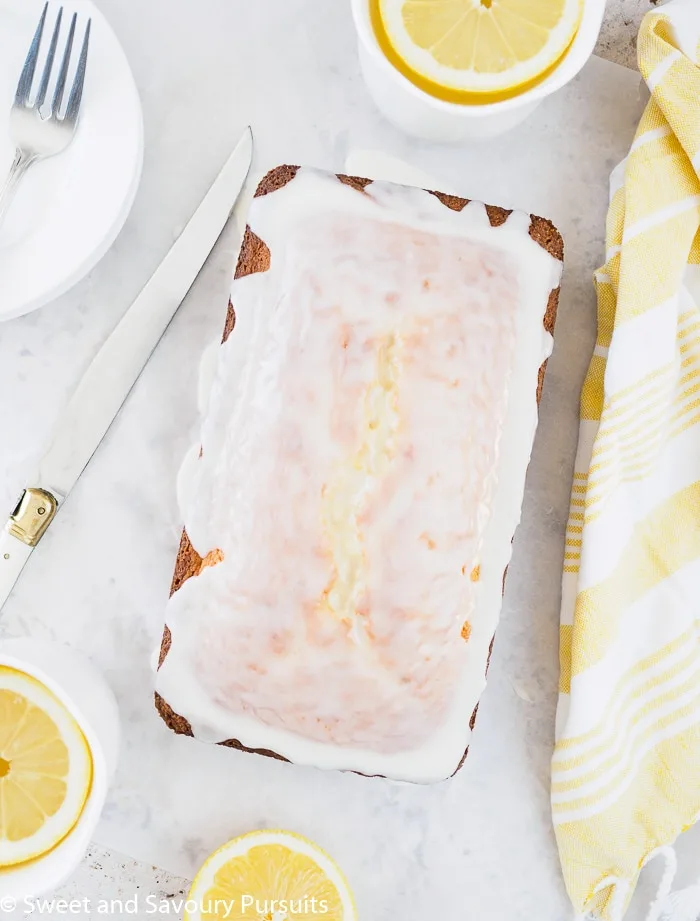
top-left (0, 127), bottom-right (253, 613)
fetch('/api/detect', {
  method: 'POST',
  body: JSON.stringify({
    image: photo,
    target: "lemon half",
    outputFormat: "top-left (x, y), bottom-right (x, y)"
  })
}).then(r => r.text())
top-left (0, 667), bottom-right (92, 867)
top-left (186, 830), bottom-right (356, 921)
top-left (372, 0), bottom-right (583, 103)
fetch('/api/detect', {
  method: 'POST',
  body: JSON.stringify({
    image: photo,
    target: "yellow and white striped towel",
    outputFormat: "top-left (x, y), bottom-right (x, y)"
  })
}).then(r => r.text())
top-left (553, 2), bottom-right (700, 918)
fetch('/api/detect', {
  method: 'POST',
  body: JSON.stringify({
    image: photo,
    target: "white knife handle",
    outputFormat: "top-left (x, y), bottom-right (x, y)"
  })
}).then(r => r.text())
top-left (0, 487), bottom-right (62, 616)
top-left (0, 531), bottom-right (33, 611)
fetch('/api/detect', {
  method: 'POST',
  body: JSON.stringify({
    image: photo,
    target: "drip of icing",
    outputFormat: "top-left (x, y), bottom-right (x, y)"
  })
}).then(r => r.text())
top-left (157, 168), bottom-right (561, 783)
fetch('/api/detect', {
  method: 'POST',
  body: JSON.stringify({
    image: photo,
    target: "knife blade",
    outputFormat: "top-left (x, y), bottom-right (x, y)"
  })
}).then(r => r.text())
top-left (0, 127), bottom-right (253, 613)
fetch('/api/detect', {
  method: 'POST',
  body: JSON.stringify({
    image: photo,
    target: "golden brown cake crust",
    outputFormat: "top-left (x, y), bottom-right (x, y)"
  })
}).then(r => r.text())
top-left (155, 165), bottom-right (563, 776)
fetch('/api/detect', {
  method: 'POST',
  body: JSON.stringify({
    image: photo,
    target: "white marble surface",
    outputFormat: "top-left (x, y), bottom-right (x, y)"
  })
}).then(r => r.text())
top-left (0, 0), bottom-right (690, 918)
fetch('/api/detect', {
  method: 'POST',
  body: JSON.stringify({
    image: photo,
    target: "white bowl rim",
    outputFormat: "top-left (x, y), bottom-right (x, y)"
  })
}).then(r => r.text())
top-left (351, 0), bottom-right (608, 116)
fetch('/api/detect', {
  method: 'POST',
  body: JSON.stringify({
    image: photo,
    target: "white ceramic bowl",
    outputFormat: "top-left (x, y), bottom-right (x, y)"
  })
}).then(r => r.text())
top-left (0, 637), bottom-right (120, 899)
top-left (351, 0), bottom-right (607, 142)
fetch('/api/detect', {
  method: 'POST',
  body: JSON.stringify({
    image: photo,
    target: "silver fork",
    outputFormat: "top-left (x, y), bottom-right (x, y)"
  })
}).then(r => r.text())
top-left (0, 3), bottom-right (91, 227)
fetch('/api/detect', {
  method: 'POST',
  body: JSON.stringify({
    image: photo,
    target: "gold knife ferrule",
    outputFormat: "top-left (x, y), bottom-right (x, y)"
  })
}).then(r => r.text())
top-left (7, 488), bottom-right (59, 547)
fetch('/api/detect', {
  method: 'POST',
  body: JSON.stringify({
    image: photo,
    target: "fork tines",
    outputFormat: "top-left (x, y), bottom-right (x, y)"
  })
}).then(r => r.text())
top-left (15, 2), bottom-right (92, 124)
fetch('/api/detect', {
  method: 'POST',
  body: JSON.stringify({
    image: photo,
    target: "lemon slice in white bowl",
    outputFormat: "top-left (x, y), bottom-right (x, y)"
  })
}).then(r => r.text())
top-left (371, 0), bottom-right (583, 103)
top-left (0, 667), bottom-right (92, 867)
top-left (186, 830), bottom-right (356, 920)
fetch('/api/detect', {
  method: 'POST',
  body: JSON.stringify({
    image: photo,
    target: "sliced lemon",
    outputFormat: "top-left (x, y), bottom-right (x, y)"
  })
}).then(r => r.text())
top-left (371, 0), bottom-right (583, 103)
top-left (186, 830), bottom-right (356, 921)
top-left (0, 667), bottom-right (92, 867)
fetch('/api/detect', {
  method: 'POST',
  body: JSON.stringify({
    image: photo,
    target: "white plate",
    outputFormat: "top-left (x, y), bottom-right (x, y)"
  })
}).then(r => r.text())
top-left (0, 0), bottom-right (143, 320)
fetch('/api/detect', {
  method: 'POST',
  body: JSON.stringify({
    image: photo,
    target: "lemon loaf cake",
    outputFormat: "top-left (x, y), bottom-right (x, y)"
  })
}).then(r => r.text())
top-left (155, 166), bottom-right (563, 784)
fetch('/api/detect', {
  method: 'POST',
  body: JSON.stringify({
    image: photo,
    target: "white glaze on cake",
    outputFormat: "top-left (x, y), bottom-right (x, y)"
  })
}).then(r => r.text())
top-left (156, 168), bottom-right (561, 783)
